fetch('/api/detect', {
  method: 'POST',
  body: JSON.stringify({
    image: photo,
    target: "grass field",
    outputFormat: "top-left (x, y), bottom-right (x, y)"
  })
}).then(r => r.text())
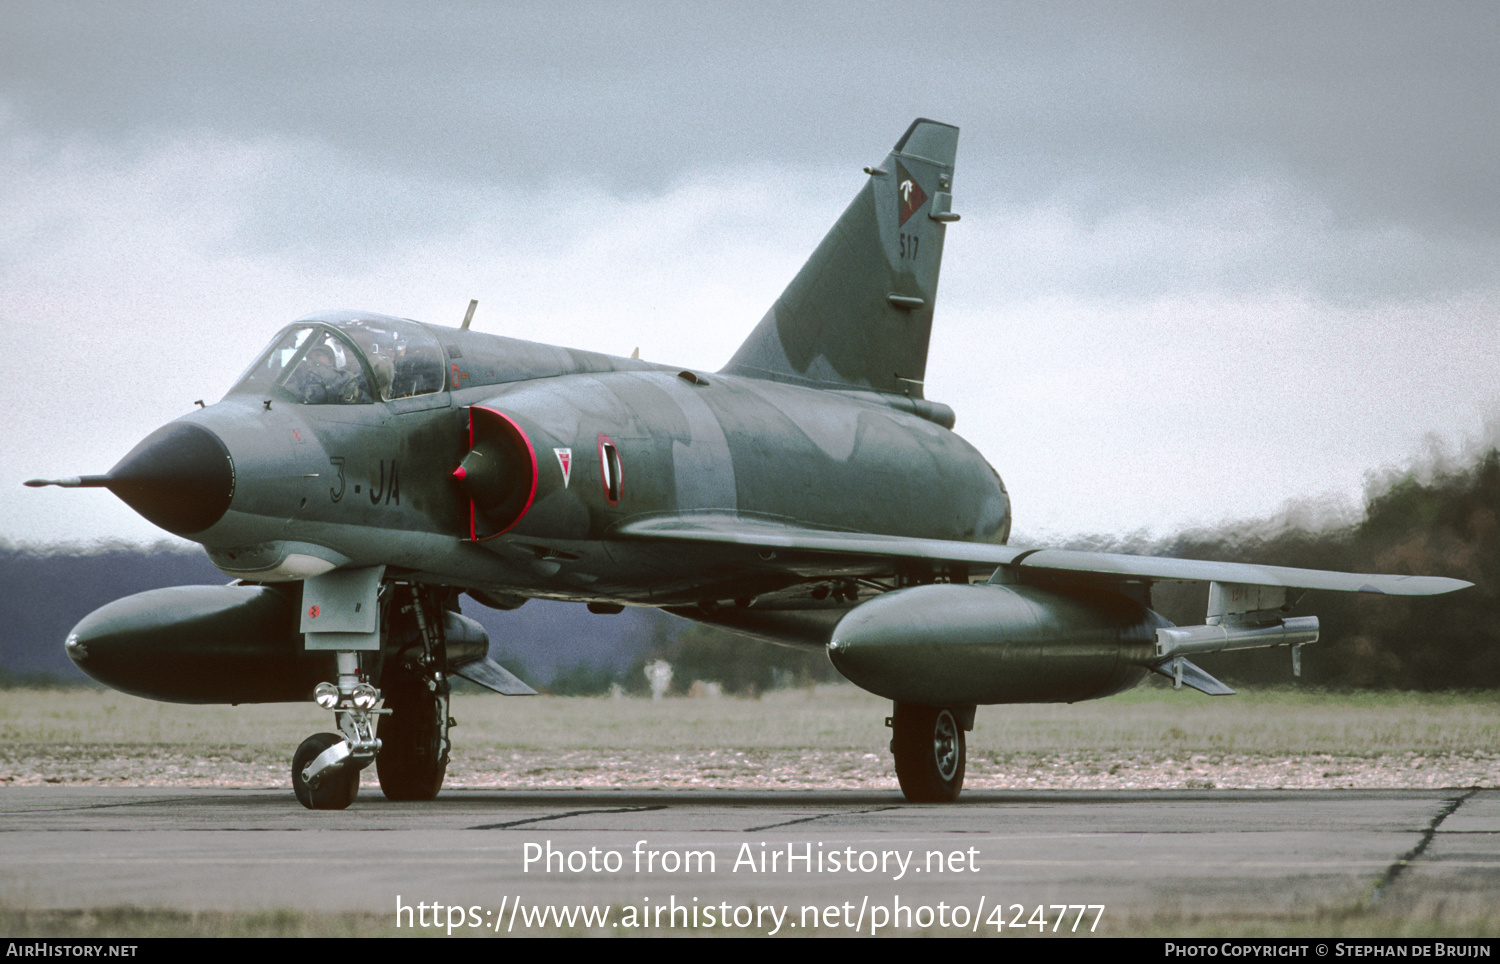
top-left (3, 681), bottom-right (1499, 750)
top-left (1, 682), bottom-right (1496, 790)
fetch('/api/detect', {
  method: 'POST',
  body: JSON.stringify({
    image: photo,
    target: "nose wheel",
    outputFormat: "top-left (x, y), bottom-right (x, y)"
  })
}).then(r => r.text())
top-left (293, 732), bottom-right (361, 810)
top-left (890, 702), bottom-right (967, 802)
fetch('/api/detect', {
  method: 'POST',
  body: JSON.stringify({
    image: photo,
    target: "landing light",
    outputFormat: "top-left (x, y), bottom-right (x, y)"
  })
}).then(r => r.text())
top-left (352, 683), bottom-right (380, 710)
top-left (313, 682), bottom-right (339, 709)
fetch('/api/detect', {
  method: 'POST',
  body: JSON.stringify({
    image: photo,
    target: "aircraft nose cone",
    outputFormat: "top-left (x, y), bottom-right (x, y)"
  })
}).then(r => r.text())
top-left (105, 422), bottom-right (235, 535)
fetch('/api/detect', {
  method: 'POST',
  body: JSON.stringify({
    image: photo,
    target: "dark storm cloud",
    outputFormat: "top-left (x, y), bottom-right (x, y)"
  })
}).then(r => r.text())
top-left (4, 1), bottom-right (1497, 238)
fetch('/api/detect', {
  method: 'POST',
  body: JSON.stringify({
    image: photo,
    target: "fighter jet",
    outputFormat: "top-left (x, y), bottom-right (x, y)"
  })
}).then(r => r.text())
top-left (29, 119), bottom-right (1470, 808)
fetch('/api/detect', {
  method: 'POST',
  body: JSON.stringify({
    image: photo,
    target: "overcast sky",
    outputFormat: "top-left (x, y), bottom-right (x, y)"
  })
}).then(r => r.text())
top-left (5, 1), bottom-right (1498, 548)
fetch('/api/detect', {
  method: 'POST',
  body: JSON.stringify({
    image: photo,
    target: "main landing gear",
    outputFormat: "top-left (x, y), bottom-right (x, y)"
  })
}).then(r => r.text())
top-left (889, 702), bottom-right (972, 803)
top-left (376, 660), bottom-right (450, 801)
top-left (292, 585), bottom-right (451, 810)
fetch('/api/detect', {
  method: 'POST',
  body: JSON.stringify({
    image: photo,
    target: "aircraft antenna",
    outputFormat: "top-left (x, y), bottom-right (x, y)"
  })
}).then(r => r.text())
top-left (461, 299), bottom-right (478, 330)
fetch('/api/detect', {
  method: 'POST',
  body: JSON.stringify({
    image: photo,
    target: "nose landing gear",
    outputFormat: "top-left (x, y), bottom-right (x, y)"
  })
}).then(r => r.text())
top-left (291, 583), bottom-right (455, 809)
top-left (293, 651), bottom-right (383, 810)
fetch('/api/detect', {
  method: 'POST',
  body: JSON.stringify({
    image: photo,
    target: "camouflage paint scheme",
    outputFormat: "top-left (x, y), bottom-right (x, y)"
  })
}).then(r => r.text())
top-left (134, 120), bottom-right (1009, 645)
top-left (33, 120), bottom-right (1470, 804)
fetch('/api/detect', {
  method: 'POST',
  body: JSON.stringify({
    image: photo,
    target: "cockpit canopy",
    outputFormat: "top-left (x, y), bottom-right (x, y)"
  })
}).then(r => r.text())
top-left (231, 314), bottom-right (446, 405)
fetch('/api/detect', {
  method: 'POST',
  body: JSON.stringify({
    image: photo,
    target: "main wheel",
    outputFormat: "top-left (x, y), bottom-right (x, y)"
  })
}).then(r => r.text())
top-left (891, 703), bottom-right (966, 802)
top-left (376, 668), bottom-right (449, 801)
top-left (292, 732), bottom-right (359, 810)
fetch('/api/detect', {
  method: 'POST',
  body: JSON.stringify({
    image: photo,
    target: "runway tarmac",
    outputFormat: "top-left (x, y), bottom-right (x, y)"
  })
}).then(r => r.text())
top-left (2, 787), bottom-right (1495, 934)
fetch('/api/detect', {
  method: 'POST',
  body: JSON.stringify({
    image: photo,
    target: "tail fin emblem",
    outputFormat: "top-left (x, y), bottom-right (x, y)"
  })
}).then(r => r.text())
top-left (897, 161), bottom-right (927, 225)
top-left (554, 447), bottom-right (573, 487)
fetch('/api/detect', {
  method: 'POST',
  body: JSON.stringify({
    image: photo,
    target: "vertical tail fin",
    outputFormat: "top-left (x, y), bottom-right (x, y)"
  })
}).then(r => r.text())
top-left (722, 119), bottom-right (959, 398)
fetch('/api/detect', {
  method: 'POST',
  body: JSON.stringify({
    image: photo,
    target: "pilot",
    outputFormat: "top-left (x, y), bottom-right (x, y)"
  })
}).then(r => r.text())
top-left (294, 342), bottom-right (369, 404)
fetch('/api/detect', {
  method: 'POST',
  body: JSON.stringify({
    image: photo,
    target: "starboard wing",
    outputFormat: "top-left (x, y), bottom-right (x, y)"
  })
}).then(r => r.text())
top-left (617, 515), bottom-right (1472, 595)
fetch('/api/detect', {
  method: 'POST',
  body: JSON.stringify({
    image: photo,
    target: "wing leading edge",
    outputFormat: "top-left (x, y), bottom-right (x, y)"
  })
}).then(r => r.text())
top-left (617, 515), bottom-right (1472, 595)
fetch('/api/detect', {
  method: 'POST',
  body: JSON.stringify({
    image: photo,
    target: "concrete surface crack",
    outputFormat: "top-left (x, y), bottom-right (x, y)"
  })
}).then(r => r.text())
top-left (1369, 787), bottom-right (1478, 904)
top-left (744, 806), bottom-right (899, 832)
top-left (469, 805), bottom-right (667, 830)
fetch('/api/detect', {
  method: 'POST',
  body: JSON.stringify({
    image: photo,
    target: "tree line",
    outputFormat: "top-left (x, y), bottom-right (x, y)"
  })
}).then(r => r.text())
top-left (4, 447), bottom-right (1495, 693)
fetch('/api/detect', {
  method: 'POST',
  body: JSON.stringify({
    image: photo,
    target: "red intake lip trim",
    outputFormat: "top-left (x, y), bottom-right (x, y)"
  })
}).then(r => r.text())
top-left (468, 407), bottom-right (476, 540)
top-left (469, 406), bottom-right (539, 541)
